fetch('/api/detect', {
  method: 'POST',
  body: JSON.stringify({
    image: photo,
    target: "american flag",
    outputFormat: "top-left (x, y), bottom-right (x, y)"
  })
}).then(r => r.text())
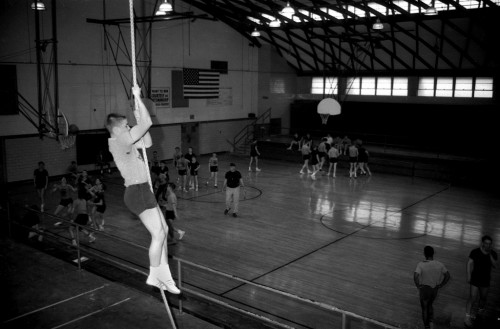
top-left (183, 68), bottom-right (220, 99)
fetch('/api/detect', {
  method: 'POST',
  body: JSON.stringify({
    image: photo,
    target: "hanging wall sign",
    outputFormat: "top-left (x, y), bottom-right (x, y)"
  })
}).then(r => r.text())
top-left (151, 87), bottom-right (170, 107)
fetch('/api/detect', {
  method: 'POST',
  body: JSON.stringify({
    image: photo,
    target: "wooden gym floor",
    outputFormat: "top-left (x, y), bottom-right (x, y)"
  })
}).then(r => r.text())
top-left (7, 153), bottom-right (500, 329)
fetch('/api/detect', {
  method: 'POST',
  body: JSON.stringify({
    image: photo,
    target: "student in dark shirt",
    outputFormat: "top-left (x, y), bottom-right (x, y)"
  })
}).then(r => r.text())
top-left (33, 161), bottom-right (49, 212)
top-left (465, 235), bottom-right (497, 327)
top-left (223, 163), bottom-right (245, 218)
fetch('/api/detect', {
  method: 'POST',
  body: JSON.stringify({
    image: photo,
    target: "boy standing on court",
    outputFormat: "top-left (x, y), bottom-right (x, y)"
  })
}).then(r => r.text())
top-left (223, 163), bottom-right (245, 218)
top-left (414, 246), bottom-right (450, 329)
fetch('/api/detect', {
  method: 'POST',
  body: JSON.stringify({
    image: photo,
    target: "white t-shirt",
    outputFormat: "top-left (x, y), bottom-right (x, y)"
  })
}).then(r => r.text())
top-left (414, 260), bottom-right (448, 288)
top-left (108, 132), bottom-right (149, 187)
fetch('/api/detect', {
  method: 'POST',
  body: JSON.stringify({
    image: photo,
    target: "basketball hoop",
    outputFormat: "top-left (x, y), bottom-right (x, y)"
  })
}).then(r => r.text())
top-left (59, 135), bottom-right (76, 150)
top-left (317, 98), bottom-right (341, 125)
top-left (319, 113), bottom-right (330, 125)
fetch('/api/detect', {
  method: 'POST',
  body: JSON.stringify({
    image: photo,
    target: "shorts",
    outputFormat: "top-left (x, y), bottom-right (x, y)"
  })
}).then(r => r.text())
top-left (302, 154), bottom-right (310, 161)
top-left (178, 169), bottom-right (187, 176)
top-left (210, 166), bottom-right (218, 173)
top-left (250, 151), bottom-right (258, 157)
top-left (96, 205), bottom-right (106, 214)
top-left (74, 214), bottom-right (89, 226)
top-left (419, 285), bottom-right (438, 303)
top-left (190, 169), bottom-right (198, 176)
top-left (471, 273), bottom-right (491, 288)
top-left (349, 157), bottom-right (357, 163)
top-left (165, 210), bottom-right (176, 220)
top-left (60, 198), bottom-right (73, 207)
top-left (329, 158), bottom-right (338, 163)
top-left (319, 152), bottom-right (327, 159)
top-left (35, 184), bottom-right (46, 190)
top-left (124, 183), bottom-right (157, 216)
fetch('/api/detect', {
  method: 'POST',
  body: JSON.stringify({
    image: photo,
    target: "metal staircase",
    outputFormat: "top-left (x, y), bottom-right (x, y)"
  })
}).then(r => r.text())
top-left (232, 108), bottom-right (271, 155)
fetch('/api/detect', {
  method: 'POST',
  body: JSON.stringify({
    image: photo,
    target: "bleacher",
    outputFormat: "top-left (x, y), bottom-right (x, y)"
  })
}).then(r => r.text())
top-left (256, 135), bottom-right (489, 187)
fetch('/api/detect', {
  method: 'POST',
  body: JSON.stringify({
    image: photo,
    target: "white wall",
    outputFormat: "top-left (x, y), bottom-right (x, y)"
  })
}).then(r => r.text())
top-left (0, 0), bottom-right (259, 136)
top-left (257, 44), bottom-right (298, 132)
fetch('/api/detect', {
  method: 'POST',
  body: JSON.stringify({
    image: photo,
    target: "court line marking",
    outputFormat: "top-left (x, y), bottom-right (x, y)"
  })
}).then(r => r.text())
top-left (221, 184), bottom-right (451, 296)
top-left (50, 297), bottom-right (131, 329)
top-left (3, 284), bottom-right (109, 323)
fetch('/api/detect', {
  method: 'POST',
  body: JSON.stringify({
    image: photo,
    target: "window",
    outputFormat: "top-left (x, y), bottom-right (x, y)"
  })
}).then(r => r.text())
top-left (418, 77), bottom-right (435, 97)
top-left (474, 77), bottom-right (494, 98)
top-left (376, 77), bottom-right (392, 96)
top-left (455, 77), bottom-right (473, 97)
top-left (311, 77), bottom-right (338, 95)
top-left (418, 76), bottom-right (494, 98)
top-left (435, 77), bottom-right (453, 97)
top-left (392, 77), bottom-right (408, 96)
top-left (347, 77), bottom-right (361, 95)
top-left (361, 77), bottom-right (376, 95)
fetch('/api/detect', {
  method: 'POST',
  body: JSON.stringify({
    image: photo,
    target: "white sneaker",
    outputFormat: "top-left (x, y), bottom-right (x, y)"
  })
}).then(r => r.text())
top-left (146, 265), bottom-right (181, 294)
top-left (178, 230), bottom-right (185, 240)
top-left (72, 239), bottom-right (77, 246)
top-left (248, 167), bottom-right (252, 172)
top-left (256, 168), bottom-right (261, 172)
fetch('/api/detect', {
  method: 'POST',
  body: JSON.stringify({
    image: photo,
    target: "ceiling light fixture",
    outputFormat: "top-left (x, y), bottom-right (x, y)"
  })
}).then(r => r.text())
top-left (31, 0), bottom-right (46, 11)
top-left (269, 19), bottom-right (281, 28)
top-left (159, 0), bottom-right (173, 12)
top-left (425, 1), bottom-right (438, 15)
top-left (251, 28), bottom-right (261, 37)
top-left (155, 10), bottom-right (167, 16)
top-left (372, 18), bottom-right (384, 30)
top-left (280, 2), bottom-right (295, 18)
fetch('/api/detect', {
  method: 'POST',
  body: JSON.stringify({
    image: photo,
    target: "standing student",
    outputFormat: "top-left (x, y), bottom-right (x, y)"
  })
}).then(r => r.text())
top-left (69, 191), bottom-right (96, 246)
top-left (105, 85), bottom-right (179, 294)
top-left (158, 160), bottom-right (169, 183)
top-left (223, 163), bottom-right (245, 218)
top-left (52, 177), bottom-right (76, 226)
top-left (189, 156), bottom-right (200, 191)
top-left (299, 142), bottom-right (312, 174)
top-left (341, 135), bottom-right (351, 155)
top-left (414, 246), bottom-right (450, 329)
top-left (348, 143), bottom-right (358, 178)
top-left (89, 178), bottom-right (106, 230)
top-left (176, 154), bottom-right (189, 192)
top-left (172, 147), bottom-right (182, 184)
top-left (248, 139), bottom-right (261, 172)
top-left (207, 153), bottom-right (219, 187)
top-left (357, 144), bottom-right (371, 176)
top-left (185, 147), bottom-right (196, 188)
top-left (34, 161), bottom-right (49, 212)
top-left (158, 183), bottom-right (185, 244)
top-left (310, 145), bottom-right (321, 177)
top-left (465, 235), bottom-right (497, 327)
top-left (317, 138), bottom-right (328, 172)
top-left (327, 143), bottom-right (340, 177)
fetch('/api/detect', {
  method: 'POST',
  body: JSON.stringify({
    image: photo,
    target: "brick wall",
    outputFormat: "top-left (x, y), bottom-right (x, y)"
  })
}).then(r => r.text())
top-left (5, 137), bottom-right (76, 183)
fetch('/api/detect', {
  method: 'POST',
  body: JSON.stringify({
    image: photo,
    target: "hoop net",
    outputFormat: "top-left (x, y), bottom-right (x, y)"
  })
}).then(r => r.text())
top-left (319, 113), bottom-right (330, 125)
top-left (59, 135), bottom-right (76, 150)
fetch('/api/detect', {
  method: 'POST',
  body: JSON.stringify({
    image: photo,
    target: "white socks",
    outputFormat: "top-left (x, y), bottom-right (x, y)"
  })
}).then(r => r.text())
top-left (146, 264), bottom-right (181, 294)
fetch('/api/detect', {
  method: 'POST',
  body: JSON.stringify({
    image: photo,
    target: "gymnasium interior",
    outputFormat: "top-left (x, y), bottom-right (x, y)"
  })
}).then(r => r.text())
top-left (1, 1), bottom-right (499, 328)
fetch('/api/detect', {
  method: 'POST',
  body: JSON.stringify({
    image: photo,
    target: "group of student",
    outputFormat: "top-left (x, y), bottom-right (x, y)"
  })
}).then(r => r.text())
top-left (150, 147), bottom-right (220, 193)
top-left (289, 133), bottom-right (371, 178)
top-left (36, 162), bottom-right (107, 246)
